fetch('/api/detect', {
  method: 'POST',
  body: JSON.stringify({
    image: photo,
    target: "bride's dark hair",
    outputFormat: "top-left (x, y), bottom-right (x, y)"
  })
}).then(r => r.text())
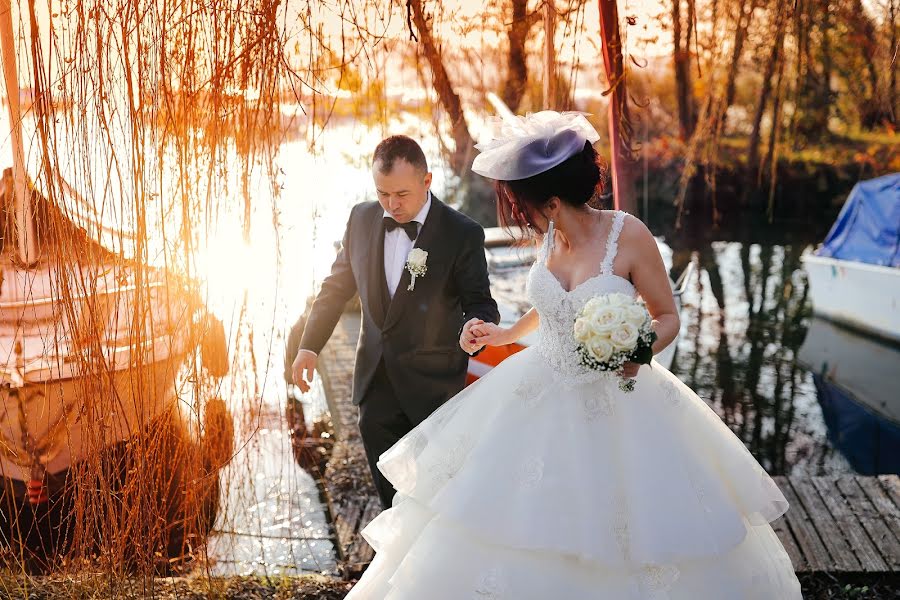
top-left (495, 141), bottom-right (609, 236)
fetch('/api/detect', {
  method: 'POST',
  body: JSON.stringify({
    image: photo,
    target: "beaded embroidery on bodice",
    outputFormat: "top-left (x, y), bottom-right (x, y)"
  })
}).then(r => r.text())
top-left (526, 210), bottom-right (636, 384)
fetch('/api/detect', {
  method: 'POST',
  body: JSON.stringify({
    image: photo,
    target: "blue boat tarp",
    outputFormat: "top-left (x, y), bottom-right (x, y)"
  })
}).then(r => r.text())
top-left (817, 173), bottom-right (900, 267)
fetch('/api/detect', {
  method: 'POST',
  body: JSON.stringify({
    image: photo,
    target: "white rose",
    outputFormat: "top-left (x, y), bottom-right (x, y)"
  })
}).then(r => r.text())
top-left (582, 296), bottom-right (608, 315)
top-left (606, 292), bottom-right (631, 307)
top-left (609, 322), bottom-right (639, 351)
top-left (406, 248), bottom-right (428, 269)
top-left (590, 306), bottom-right (625, 334)
top-left (573, 318), bottom-right (593, 343)
top-left (623, 304), bottom-right (648, 327)
top-left (587, 338), bottom-right (614, 363)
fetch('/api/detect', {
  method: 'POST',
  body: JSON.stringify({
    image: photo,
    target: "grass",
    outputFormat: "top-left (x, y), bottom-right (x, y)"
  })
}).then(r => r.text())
top-left (3, 572), bottom-right (898, 599)
top-left (800, 572), bottom-right (900, 599)
top-left (0, 574), bottom-right (351, 600)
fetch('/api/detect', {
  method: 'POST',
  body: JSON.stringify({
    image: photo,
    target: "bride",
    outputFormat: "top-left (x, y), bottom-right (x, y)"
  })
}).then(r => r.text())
top-left (345, 112), bottom-right (802, 599)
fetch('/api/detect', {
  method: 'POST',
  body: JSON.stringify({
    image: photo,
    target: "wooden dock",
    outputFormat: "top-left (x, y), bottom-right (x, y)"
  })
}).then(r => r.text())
top-left (772, 475), bottom-right (900, 574)
top-left (317, 312), bottom-right (381, 577)
top-left (318, 315), bottom-right (900, 579)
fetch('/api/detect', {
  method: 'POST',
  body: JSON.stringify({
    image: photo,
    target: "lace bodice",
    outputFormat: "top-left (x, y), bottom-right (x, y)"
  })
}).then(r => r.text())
top-left (526, 210), bottom-right (635, 385)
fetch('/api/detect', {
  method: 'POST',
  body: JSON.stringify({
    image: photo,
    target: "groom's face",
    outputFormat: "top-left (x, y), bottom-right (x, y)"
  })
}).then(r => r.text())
top-left (373, 159), bottom-right (432, 224)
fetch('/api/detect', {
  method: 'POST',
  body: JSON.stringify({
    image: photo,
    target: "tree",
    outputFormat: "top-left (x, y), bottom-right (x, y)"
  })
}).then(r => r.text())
top-left (890, 0), bottom-right (898, 124)
top-left (407, 0), bottom-right (475, 177)
top-left (406, 0), bottom-right (497, 224)
top-left (501, 0), bottom-right (586, 113)
top-left (834, 0), bottom-right (887, 128)
top-left (501, 0), bottom-right (541, 112)
top-left (889, 0), bottom-right (899, 124)
top-left (746, 1), bottom-right (790, 193)
top-left (791, 0), bottom-right (833, 142)
top-left (717, 0), bottom-right (758, 132)
top-left (599, 0), bottom-right (637, 213)
top-left (672, 0), bottom-right (697, 139)
top-left (544, 0), bottom-right (559, 109)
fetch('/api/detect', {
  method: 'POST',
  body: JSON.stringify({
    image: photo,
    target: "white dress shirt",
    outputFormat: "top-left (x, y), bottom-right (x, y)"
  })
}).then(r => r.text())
top-left (384, 192), bottom-right (432, 298)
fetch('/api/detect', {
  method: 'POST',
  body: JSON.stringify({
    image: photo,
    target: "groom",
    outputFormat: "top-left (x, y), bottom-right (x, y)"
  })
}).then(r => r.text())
top-left (292, 135), bottom-right (500, 508)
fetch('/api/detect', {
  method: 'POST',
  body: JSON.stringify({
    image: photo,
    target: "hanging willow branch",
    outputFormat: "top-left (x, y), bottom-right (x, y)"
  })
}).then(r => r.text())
top-left (0, 0), bottom-right (306, 581)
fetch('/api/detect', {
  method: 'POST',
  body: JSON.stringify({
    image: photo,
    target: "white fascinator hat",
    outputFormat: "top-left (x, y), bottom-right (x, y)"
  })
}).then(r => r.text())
top-left (471, 111), bottom-right (601, 181)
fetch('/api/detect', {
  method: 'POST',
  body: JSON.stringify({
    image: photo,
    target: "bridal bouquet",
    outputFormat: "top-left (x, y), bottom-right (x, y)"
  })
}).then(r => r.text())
top-left (574, 293), bottom-right (657, 392)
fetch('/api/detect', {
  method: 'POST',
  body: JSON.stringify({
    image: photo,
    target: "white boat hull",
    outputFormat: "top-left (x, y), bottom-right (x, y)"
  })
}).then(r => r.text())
top-left (803, 254), bottom-right (900, 343)
top-left (0, 261), bottom-right (197, 482)
top-left (0, 355), bottom-right (185, 479)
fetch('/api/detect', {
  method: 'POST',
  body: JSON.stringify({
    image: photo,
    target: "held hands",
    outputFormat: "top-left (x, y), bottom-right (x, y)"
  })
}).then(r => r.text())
top-left (291, 349), bottom-right (318, 393)
top-left (459, 318), bottom-right (486, 354)
top-left (471, 322), bottom-right (513, 348)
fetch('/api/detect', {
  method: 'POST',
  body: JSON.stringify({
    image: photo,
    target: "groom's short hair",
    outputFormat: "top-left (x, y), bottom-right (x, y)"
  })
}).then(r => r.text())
top-left (373, 135), bottom-right (428, 174)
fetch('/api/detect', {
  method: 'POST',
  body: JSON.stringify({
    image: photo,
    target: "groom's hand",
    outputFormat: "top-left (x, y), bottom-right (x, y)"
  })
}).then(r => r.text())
top-left (292, 349), bottom-right (318, 393)
top-left (470, 322), bottom-right (511, 347)
top-left (460, 318), bottom-right (485, 355)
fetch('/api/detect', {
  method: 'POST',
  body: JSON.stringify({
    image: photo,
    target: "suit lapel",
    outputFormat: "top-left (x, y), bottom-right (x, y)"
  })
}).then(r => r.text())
top-left (383, 198), bottom-right (444, 331)
top-left (367, 211), bottom-right (389, 328)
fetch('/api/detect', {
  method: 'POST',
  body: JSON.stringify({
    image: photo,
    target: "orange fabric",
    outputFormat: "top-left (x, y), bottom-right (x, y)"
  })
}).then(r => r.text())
top-left (465, 343), bottom-right (526, 386)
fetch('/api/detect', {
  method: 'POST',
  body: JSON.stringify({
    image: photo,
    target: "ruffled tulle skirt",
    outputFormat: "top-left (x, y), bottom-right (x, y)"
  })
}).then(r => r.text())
top-left (346, 347), bottom-right (802, 599)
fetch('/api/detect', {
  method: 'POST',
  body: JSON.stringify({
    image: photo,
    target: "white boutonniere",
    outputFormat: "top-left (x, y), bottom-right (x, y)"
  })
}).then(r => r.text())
top-left (405, 248), bottom-right (428, 291)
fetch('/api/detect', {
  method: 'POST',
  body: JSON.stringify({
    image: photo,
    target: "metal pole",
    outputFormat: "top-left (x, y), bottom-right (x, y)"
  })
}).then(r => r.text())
top-left (0, 0), bottom-right (36, 264)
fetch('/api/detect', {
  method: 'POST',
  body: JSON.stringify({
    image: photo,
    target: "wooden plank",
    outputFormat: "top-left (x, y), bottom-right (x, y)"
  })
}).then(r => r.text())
top-left (333, 499), bottom-right (363, 559)
top-left (880, 475), bottom-right (900, 507)
top-left (774, 476), bottom-right (808, 572)
top-left (859, 477), bottom-right (900, 527)
top-left (347, 497), bottom-right (382, 566)
top-left (855, 477), bottom-right (900, 571)
top-left (833, 478), bottom-right (890, 572)
top-left (770, 514), bottom-right (807, 572)
top-left (877, 475), bottom-right (900, 532)
top-left (811, 477), bottom-right (884, 573)
top-left (792, 478), bottom-right (861, 571)
top-left (780, 479), bottom-right (833, 571)
top-left (357, 496), bottom-right (383, 532)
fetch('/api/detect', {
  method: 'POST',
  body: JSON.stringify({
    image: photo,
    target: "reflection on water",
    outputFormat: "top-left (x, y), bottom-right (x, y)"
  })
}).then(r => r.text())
top-left (798, 317), bottom-right (900, 475)
top-left (205, 387), bottom-right (336, 576)
top-left (663, 227), bottom-right (900, 476)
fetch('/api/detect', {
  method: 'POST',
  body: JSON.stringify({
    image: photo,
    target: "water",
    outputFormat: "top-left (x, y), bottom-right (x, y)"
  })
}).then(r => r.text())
top-left (204, 392), bottom-right (337, 576)
top-left (656, 222), bottom-right (900, 477)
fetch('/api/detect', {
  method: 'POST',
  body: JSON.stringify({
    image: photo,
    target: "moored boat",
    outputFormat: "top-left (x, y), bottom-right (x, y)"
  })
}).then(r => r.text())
top-left (0, 7), bottom-right (233, 571)
top-left (802, 173), bottom-right (900, 343)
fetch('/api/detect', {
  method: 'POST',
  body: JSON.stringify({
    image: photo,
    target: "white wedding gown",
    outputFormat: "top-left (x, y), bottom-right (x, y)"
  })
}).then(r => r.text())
top-left (346, 211), bottom-right (802, 599)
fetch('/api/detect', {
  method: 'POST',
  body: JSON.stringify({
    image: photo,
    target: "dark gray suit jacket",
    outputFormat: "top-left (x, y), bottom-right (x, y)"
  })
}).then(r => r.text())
top-left (300, 197), bottom-right (500, 420)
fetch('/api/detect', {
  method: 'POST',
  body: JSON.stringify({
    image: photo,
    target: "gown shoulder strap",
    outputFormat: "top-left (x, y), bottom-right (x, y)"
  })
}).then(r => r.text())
top-left (600, 211), bottom-right (627, 275)
top-left (538, 220), bottom-right (555, 264)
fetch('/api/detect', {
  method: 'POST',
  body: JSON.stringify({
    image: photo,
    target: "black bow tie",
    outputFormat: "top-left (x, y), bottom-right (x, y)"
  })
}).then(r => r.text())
top-left (383, 217), bottom-right (419, 241)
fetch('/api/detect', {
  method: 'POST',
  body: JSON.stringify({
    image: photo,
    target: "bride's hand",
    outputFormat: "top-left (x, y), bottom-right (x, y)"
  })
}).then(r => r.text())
top-left (620, 362), bottom-right (640, 378)
top-left (460, 318), bottom-right (485, 354)
top-left (471, 323), bottom-right (513, 347)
